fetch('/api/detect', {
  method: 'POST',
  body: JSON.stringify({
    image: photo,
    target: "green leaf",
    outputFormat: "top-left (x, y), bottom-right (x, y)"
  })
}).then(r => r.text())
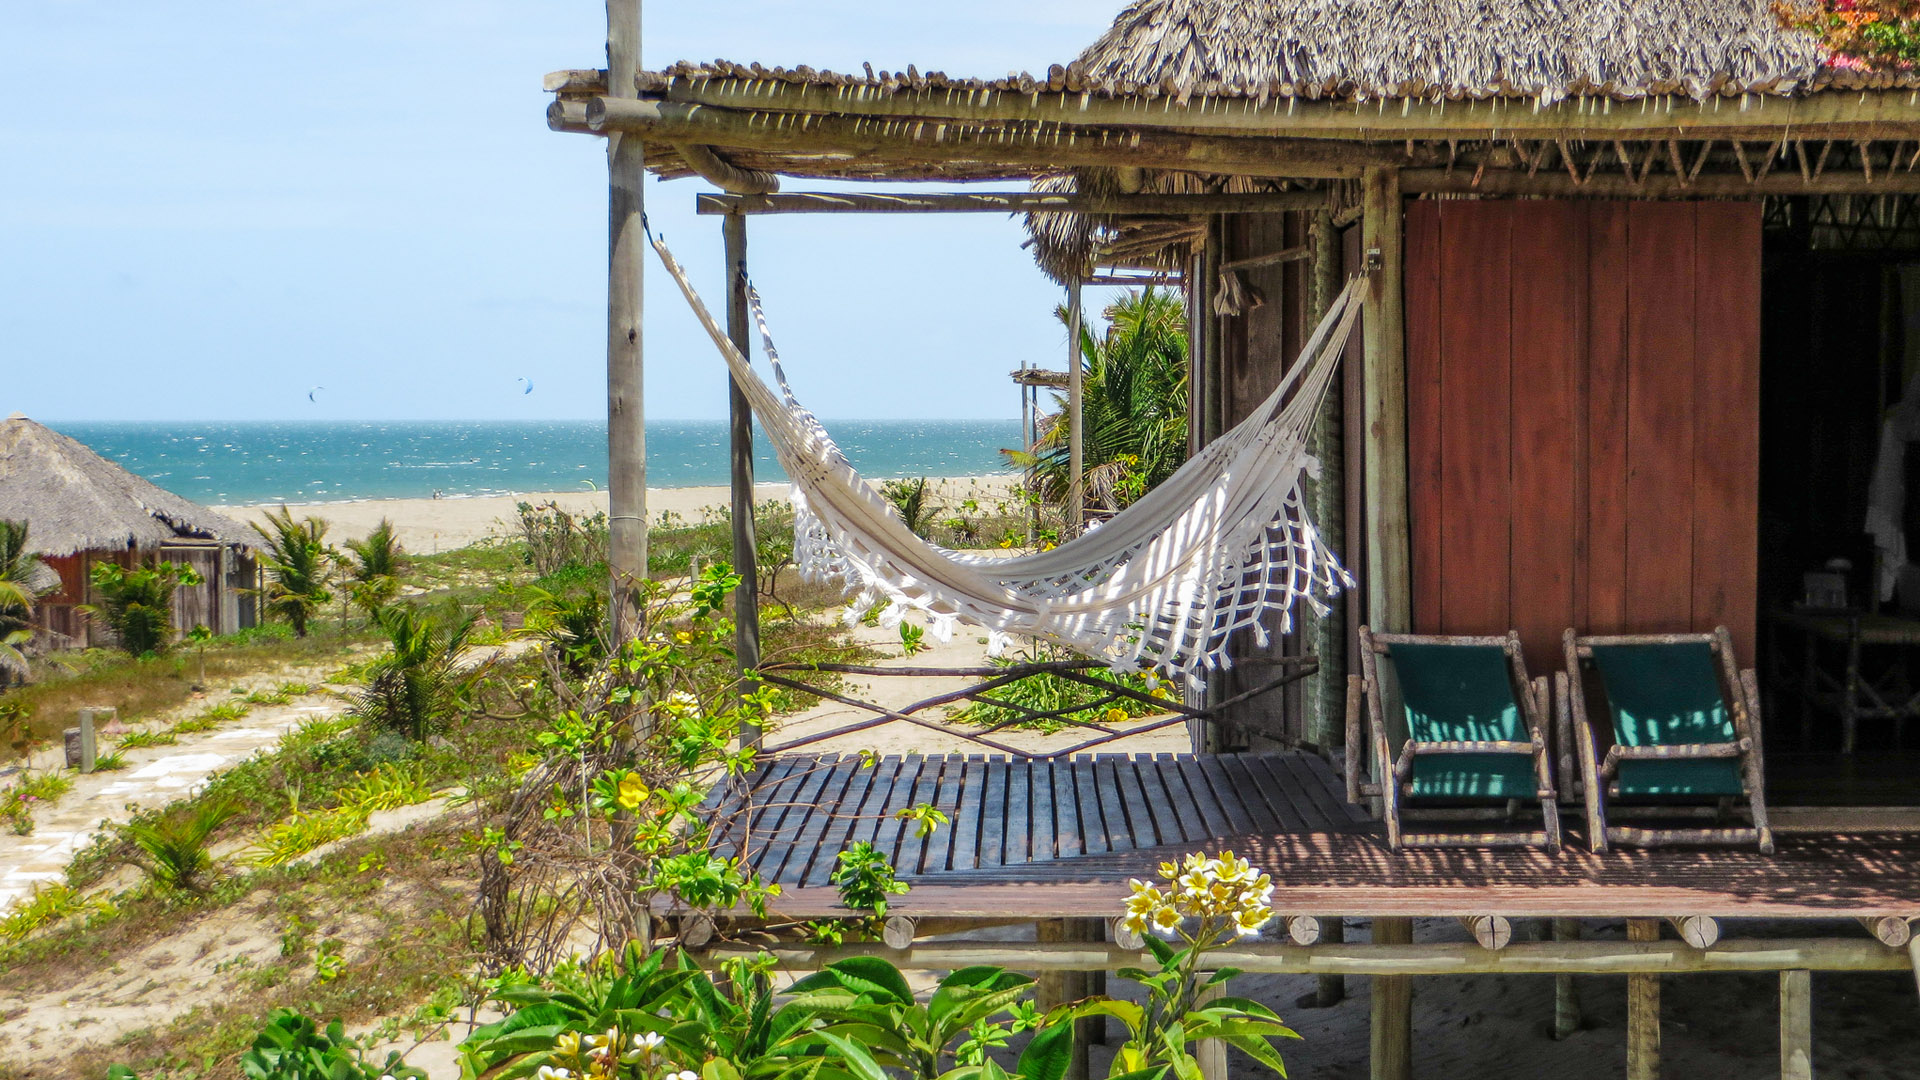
top-left (816, 1030), bottom-right (891, 1080)
top-left (1068, 998), bottom-right (1144, 1033)
top-left (1203, 967), bottom-right (1241, 986)
top-left (1223, 1033), bottom-right (1293, 1077)
top-left (1014, 1020), bottom-right (1075, 1080)
top-left (823, 956), bottom-right (915, 1004)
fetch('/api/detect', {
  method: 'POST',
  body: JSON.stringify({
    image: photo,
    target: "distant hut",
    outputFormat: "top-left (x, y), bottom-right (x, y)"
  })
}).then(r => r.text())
top-left (0, 414), bottom-right (257, 649)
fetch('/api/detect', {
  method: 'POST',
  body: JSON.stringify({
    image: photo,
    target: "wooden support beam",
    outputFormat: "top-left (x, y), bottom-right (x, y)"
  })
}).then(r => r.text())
top-left (1627, 919), bottom-right (1662, 1080)
top-left (649, 78), bottom-right (1920, 143)
top-left (1780, 969), bottom-right (1813, 1080)
top-left (1196, 982), bottom-right (1228, 1080)
top-left (604, 0), bottom-right (647, 645)
top-left (702, 936), bottom-right (1916, 975)
top-left (1460, 915), bottom-right (1514, 950)
top-left (1670, 915), bottom-right (1721, 949)
top-left (580, 97), bottom-right (1406, 179)
top-left (1370, 917), bottom-right (1413, 1080)
top-left (1224, 243), bottom-right (1312, 272)
top-left (1067, 281), bottom-right (1084, 533)
top-left (1315, 916), bottom-right (1347, 1007)
top-left (1858, 915), bottom-right (1913, 947)
top-left (1361, 167), bottom-right (1410, 634)
top-left (882, 916), bottom-right (916, 950)
top-left (1553, 918), bottom-right (1583, 1040)
top-left (1910, 933), bottom-right (1920, 1001)
top-left (696, 191), bottom-right (1334, 216)
top-left (723, 213), bottom-right (761, 749)
top-left (1285, 915), bottom-right (1323, 946)
top-left (1404, 168), bottom-right (1920, 197)
top-left (1035, 920), bottom-right (1096, 1080)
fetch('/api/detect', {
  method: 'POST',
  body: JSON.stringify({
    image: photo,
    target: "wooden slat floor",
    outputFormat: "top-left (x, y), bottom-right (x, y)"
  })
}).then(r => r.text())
top-left (705, 752), bottom-right (1368, 888)
top-left (705, 753), bottom-right (1920, 920)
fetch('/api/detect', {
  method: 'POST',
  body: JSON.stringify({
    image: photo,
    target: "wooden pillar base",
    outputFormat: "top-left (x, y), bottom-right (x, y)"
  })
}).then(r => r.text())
top-left (1552, 918), bottom-right (1582, 1040)
top-left (1779, 969), bottom-right (1812, 1080)
top-left (1314, 916), bottom-right (1347, 1007)
top-left (1627, 919), bottom-right (1661, 1080)
top-left (1036, 919), bottom-right (1098, 1080)
top-left (1370, 917), bottom-right (1413, 1080)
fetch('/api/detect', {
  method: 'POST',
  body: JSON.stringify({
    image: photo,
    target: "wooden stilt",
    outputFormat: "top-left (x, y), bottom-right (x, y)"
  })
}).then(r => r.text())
top-left (1360, 166), bottom-right (1410, 636)
top-left (604, 0), bottom-right (647, 645)
top-left (1552, 918), bottom-right (1583, 1040)
top-left (1626, 919), bottom-right (1661, 1080)
top-left (1908, 932), bottom-right (1920, 1001)
top-left (1370, 917), bottom-right (1413, 1080)
top-left (1316, 916), bottom-right (1347, 1007)
top-left (1196, 981), bottom-right (1228, 1080)
top-left (1779, 969), bottom-right (1812, 1080)
top-left (1036, 920), bottom-right (1093, 1080)
top-left (723, 212), bottom-right (761, 748)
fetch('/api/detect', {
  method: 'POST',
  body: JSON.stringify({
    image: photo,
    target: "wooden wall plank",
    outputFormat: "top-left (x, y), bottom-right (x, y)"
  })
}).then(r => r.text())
top-left (1690, 202), bottom-right (1763, 664)
top-left (1586, 203), bottom-right (1632, 635)
top-left (1623, 203), bottom-right (1699, 632)
top-left (1508, 202), bottom-right (1585, 671)
top-left (1436, 201), bottom-right (1514, 635)
top-left (1404, 201), bottom-right (1445, 634)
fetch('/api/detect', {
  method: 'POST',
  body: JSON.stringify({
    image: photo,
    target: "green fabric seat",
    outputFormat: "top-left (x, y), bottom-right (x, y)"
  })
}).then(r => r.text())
top-left (1588, 643), bottom-right (1745, 797)
top-left (1391, 643), bottom-right (1538, 799)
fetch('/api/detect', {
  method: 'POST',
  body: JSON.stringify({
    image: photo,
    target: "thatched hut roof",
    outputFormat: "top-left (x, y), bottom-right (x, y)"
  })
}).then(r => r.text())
top-left (0, 414), bottom-right (249, 558)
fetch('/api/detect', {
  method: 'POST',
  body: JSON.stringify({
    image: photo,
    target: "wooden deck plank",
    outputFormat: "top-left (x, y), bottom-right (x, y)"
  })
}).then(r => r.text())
top-left (1111, 757), bottom-right (1160, 847)
top-left (1076, 758), bottom-right (1110, 855)
top-left (897, 756), bottom-right (947, 875)
top-left (1094, 756), bottom-right (1135, 853)
top-left (1053, 756), bottom-right (1084, 859)
top-left (1004, 759), bottom-right (1032, 865)
top-left (1194, 755), bottom-right (1259, 835)
top-left (1131, 755), bottom-right (1185, 845)
top-left (976, 757), bottom-right (1009, 869)
top-left (756, 755), bottom-right (842, 884)
top-left (1029, 759), bottom-right (1056, 861)
top-left (948, 756), bottom-right (987, 873)
top-left (921, 755), bottom-right (967, 873)
top-left (739, 757), bottom-right (811, 871)
top-left (1218, 754), bottom-right (1287, 834)
top-left (1157, 755), bottom-right (1229, 841)
top-left (771, 755), bottom-right (861, 886)
top-left (1278, 753), bottom-right (1357, 829)
top-left (801, 754), bottom-right (880, 886)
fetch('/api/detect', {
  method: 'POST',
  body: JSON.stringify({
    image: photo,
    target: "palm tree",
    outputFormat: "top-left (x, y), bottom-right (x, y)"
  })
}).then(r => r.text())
top-left (1008, 288), bottom-right (1190, 512)
top-left (251, 506), bottom-right (333, 637)
top-left (353, 603), bottom-right (487, 741)
top-left (342, 518), bottom-right (407, 616)
top-left (0, 520), bottom-right (47, 681)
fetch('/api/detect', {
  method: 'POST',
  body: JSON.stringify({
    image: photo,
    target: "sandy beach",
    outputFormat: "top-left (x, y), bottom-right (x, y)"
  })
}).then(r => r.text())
top-left (216, 474), bottom-right (1023, 553)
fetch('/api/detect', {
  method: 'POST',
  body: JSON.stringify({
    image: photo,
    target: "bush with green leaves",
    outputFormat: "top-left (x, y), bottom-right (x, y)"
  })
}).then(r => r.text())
top-left (0, 518), bottom-right (48, 681)
top-left (352, 602), bottom-right (487, 741)
top-left (109, 1007), bottom-right (427, 1080)
top-left (251, 505), bottom-right (334, 637)
top-left (342, 517), bottom-right (407, 615)
top-left (881, 477), bottom-right (937, 537)
top-left (82, 559), bottom-right (203, 655)
top-left (119, 796), bottom-right (241, 895)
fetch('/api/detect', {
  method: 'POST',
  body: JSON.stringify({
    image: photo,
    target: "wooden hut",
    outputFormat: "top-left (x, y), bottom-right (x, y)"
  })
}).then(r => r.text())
top-left (0, 414), bottom-right (257, 649)
top-left (548, 2), bottom-right (1920, 1076)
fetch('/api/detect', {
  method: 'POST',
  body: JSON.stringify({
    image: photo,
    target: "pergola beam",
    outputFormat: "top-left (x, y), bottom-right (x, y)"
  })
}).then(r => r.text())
top-left (695, 191), bottom-right (1333, 215)
top-left (1405, 167), bottom-right (1920, 196)
top-left (697, 937), bottom-right (1914, 976)
top-left (647, 76), bottom-right (1920, 142)
top-left (577, 97), bottom-right (1416, 178)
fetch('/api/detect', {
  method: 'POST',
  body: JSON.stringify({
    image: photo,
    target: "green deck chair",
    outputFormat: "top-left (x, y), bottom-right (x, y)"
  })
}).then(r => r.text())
top-left (1560, 627), bottom-right (1773, 853)
top-left (1346, 627), bottom-right (1561, 851)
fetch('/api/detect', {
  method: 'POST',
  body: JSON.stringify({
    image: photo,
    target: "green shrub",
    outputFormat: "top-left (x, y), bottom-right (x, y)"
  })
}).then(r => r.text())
top-left (0, 882), bottom-right (113, 943)
top-left (91, 748), bottom-right (128, 771)
top-left (82, 560), bottom-right (202, 656)
top-left (120, 797), bottom-right (241, 895)
top-left (116, 729), bottom-right (178, 750)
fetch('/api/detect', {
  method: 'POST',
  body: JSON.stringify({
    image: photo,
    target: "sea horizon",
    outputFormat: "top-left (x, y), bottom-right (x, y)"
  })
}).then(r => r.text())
top-left (48, 418), bottom-right (1026, 507)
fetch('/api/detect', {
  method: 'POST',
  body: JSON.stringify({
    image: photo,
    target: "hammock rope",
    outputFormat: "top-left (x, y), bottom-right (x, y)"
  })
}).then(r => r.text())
top-left (652, 233), bottom-right (1363, 688)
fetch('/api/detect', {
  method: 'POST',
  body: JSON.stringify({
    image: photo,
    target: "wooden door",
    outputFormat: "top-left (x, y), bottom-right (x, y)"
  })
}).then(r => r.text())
top-left (1404, 200), bottom-right (1761, 668)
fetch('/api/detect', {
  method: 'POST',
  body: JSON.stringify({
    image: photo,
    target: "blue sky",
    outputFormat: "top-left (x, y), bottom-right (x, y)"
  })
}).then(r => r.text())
top-left (2, 1), bottom-right (1125, 422)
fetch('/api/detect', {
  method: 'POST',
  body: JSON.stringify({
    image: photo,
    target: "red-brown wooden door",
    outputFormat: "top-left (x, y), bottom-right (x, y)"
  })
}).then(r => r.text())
top-left (1404, 199), bottom-right (1761, 669)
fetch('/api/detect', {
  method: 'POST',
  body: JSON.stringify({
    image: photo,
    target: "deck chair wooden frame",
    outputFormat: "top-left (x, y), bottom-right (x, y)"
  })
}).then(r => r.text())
top-left (1559, 627), bottom-right (1774, 854)
top-left (1346, 627), bottom-right (1562, 851)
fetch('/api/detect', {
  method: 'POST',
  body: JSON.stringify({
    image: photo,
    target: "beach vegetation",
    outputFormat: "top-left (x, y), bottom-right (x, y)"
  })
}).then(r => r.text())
top-left (83, 558), bottom-right (203, 656)
top-left (881, 476), bottom-right (937, 536)
top-left (1008, 288), bottom-right (1189, 514)
top-left (1778, 1), bottom-right (1920, 69)
top-left (119, 796), bottom-right (242, 896)
top-left (252, 506), bottom-right (336, 638)
top-left (524, 585), bottom-right (607, 674)
top-left (948, 645), bottom-right (1170, 733)
top-left (342, 518), bottom-right (407, 616)
top-left (116, 728), bottom-right (178, 749)
top-left (0, 518), bottom-right (50, 683)
top-left (516, 500), bottom-right (609, 578)
top-left (352, 602), bottom-right (488, 741)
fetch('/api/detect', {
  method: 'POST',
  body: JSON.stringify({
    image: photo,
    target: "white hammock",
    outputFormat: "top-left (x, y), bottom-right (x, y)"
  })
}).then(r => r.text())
top-left (652, 233), bottom-right (1362, 687)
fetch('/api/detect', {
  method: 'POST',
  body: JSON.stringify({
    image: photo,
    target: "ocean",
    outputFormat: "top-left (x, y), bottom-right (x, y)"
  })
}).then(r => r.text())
top-left (48, 420), bottom-right (1025, 506)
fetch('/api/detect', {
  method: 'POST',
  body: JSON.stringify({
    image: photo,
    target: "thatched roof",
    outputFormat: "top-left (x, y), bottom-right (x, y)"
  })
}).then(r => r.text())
top-left (0, 415), bottom-right (249, 558)
top-left (1075, 0), bottom-right (1834, 104)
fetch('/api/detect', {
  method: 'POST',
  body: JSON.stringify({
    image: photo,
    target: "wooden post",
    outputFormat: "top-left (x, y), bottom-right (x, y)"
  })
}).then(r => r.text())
top-left (1195, 981), bottom-right (1228, 1080)
top-left (1627, 919), bottom-right (1662, 1080)
top-left (1360, 167), bottom-right (1409, 634)
top-left (605, 0), bottom-right (647, 644)
top-left (1908, 932), bottom-right (1919, 1000)
top-left (1315, 915), bottom-right (1347, 1007)
top-left (1369, 916), bottom-right (1413, 1080)
top-left (1306, 208), bottom-right (1347, 749)
top-left (1036, 920), bottom-right (1093, 1080)
top-left (1553, 918), bottom-right (1583, 1040)
top-left (1067, 280), bottom-right (1085, 534)
top-left (723, 212), bottom-right (762, 749)
top-left (1779, 969), bottom-right (1812, 1080)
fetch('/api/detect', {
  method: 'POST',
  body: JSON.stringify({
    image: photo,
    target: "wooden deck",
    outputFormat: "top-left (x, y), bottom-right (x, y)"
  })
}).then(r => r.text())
top-left (709, 752), bottom-right (1920, 921)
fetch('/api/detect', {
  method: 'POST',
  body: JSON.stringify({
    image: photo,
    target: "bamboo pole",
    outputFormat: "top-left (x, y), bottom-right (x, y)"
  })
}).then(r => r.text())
top-left (1067, 280), bottom-right (1084, 534)
top-left (1370, 917), bottom-right (1413, 1080)
top-left (1779, 970), bottom-right (1812, 1080)
top-left (649, 77), bottom-right (1920, 144)
top-left (1627, 919), bottom-right (1662, 1080)
top-left (723, 212), bottom-right (761, 749)
top-left (696, 191), bottom-right (1335, 216)
top-left (604, 0), bottom-right (646, 645)
top-left (1360, 168), bottom-right (1409, 635)
top-left (699, 937), bottom-right (1914, 975)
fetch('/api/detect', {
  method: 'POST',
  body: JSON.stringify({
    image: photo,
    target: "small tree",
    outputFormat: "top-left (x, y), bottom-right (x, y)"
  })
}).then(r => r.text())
top-left (353, 603), bottom-right (487, 741)
top-left (83, 560), bottom-right (202, 656)
top-left (342, 518), bottom-right (406, 616)
top-left (0, 520), bottom-right (49, 681)
top-left (251, 506), bottom-right (333, 637)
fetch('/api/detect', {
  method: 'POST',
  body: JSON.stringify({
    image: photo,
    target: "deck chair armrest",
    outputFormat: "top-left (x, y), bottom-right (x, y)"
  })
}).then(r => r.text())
top-left (1407, 740), bottom-right (1539, 755)
top-left (1601, 741), bottom-right (1749, 777)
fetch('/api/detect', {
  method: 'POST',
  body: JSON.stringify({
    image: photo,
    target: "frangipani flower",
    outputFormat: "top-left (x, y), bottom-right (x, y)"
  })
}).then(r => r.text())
top-left (1122, 850), bottom-right (1277, 940)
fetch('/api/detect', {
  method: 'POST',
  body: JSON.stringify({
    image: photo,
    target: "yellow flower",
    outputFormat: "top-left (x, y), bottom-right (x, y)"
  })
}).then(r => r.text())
top-left (1235, 904), bottom-right (1274, 937)
top-left (999, 536), bottom-right (1015, 549)
top-left (674, 631), bottom-right (692, 644)
top-left (1103, 707), bottom-right (1128, 725)
top-left (1150, 684), bottom-right (1173, 701)
top-left (616, 773), bottom-right (649, 812)
top-left (553, 1030), bottom-right (584, 1062)
top-left (1153, 905), bottom-right (1183, 932)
